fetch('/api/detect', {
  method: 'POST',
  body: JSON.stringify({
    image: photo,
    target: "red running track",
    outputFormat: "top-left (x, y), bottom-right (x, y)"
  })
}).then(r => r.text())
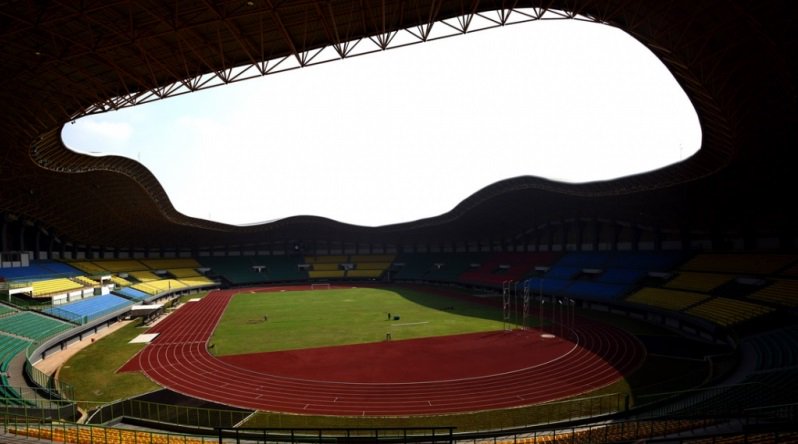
top-left (120, 288), bottom-right (644, 416)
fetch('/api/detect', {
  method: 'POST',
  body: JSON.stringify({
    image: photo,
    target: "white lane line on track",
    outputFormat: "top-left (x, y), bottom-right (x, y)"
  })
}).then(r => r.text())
top-left (138, 288), bottom-right (644, 415)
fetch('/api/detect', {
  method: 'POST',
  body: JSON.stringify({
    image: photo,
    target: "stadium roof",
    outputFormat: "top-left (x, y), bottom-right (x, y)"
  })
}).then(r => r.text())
top-left (0, 1), bottom-right (796, 250)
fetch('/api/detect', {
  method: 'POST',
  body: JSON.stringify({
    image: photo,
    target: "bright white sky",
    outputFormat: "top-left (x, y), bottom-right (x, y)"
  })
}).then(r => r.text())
top-left (61, 18), bottom-right (700, 227)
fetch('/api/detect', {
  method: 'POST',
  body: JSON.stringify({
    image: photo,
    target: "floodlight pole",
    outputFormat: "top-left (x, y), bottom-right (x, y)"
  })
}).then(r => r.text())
top-left (539, 278), bottom-right (545, 333)
top-left (513, 281), bottom-right (521, 329)
top-left (502, 280), bottom-right (512, 332)
top-left (569, 298), bottom-right (576, 339)
top-left (522, 280), bottom-right (530, 330)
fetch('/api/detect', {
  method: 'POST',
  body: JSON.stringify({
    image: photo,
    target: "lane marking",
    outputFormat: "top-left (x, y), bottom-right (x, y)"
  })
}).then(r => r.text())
top-left (391, 321), bottom-right (430, 327)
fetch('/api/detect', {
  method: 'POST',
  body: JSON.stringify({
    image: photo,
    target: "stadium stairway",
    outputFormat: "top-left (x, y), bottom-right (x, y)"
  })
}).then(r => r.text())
top-left (3, 348), bottom-right (48, 406)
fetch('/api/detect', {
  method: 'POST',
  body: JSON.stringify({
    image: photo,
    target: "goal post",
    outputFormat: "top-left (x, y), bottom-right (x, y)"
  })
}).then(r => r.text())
top-left (311, 283), bottom-right (331, 290)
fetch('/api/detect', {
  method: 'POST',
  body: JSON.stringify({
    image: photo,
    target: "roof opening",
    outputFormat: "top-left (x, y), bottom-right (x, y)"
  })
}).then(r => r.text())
top-left (61, 15), bottom-right (701, 227)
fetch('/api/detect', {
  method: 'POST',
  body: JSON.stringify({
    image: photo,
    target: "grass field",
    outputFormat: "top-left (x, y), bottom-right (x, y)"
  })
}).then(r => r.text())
top-left (60, 291), bottom-right (210, 405)
top-left (59, 321), bottom-right (159, 406)
top-left (209, 286), bottom-right (509, 356)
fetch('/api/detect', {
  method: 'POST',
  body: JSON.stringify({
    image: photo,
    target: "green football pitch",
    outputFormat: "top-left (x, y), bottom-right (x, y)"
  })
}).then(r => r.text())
top-left (209, 286), bottom-right (510, 356)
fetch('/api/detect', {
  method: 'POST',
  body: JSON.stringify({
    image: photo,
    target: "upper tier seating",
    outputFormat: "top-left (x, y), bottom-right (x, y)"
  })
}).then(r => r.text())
top-left (349, 255), bottom-right (396, 262)
top-left (555, 252), bottom-right (613, 268)
top-left (561, 281), bottom-right (631, 301)
top-left (415, 253), bottom-right (488, 282)
top-left (129, 271), bottom-right (161, 282)
top-left (747, 279), bottom-right (798, 307)
top-left (305, 255), bottom-right (349, 279)
top-left (605, 251), bottom-right (687, 271)
top-left (596, 268), bottom-right (648, 284)
top-left (664, 272), bottom-right (733, 293)
top-left (346, 269), bottom-right (385, 278)
top-left (0, 261), bottom-right (81, 280)
top-left (626, 287), bottom-right (710, 311)
top-left (304, 255), bottom-right (348, 264)
top-left (132, 279), bottom-right (187, 295)
top-left (679, 253), bottom-right (797, 275)
top-left (524, 277), bottom-right (571, 296)
top-left (178, 276), bottom-right (215, 286)
top-left (391, 254), bottom-right (436, 280)
top-left (110, 275), bottom-right (132, 287)
top-left (544, 267), bottom-right (581, 280)
top-left (459, 252), bottom-right (559, 287)
top-left (69, 261), bottom-right (108, 274)
top-left (311, 263), bottom-right (340, 271)
top-left (30, 278), bottom-right (85, 297)
top-left (537, 251), bottom-right (689, 294)
top-left (139, 258), bottom-right (202, 269)
top-left (349, 254), bottom-right (396, 279)
top-left (87, 260), bottom-right (148, 273)
top-left (72, 276), bottom-right (97, 286)
top-left (199, 255), bottom-right (306, 284)
top-left (308, 270), bottom-right (346, 279)
top-left (352, 262), bottom-right (394, 271)
top-left (168, 268), bottom-right (202, 278)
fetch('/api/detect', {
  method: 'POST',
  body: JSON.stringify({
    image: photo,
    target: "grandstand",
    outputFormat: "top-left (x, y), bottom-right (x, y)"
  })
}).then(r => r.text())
top-left (627, 287), bottom-right (710, 312)
top-left (139, 258), bottom-right (202, 270)
top-left (459, 252), bottom-right (558, 287)
top-left (30, 278), bottom-right (86, 298)
top-left (1, 251), bottom-right (797, 441)
top-left (665, 272), bottom-right (733, 293)
top-left (393, 252), bottom-right (488, 282)
top-left (685, 298), bottom-right (775, 327)
top-left (200, 255), bottom-right (306, 284)
top-left (44, 294), bottom-right (133, 324)
top-left (1, 1), bottom-right (797, 443)
top-left (346, 254), bottom-right (395, 279)
top-left (748, 279), bottom-right (798, 306)
top-left (0, 312), bottom-right (72, 341)
top-left (680, 254), bottom-right (797, 275)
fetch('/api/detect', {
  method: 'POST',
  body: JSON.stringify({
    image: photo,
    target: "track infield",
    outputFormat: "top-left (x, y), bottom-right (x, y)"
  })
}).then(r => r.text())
top-left (120, 286), bottom-right (645, 416)
top-left (209, 286), bottom-right (507, 355)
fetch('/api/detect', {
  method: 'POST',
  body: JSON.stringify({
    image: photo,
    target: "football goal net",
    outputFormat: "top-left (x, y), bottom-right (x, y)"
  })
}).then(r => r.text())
top-left (311, 283), bottom-right (331, 290)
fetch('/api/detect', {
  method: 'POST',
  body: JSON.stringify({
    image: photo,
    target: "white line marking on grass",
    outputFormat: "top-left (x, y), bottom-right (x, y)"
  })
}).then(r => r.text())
top-left (391, 321), bottom-right (430, 327)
